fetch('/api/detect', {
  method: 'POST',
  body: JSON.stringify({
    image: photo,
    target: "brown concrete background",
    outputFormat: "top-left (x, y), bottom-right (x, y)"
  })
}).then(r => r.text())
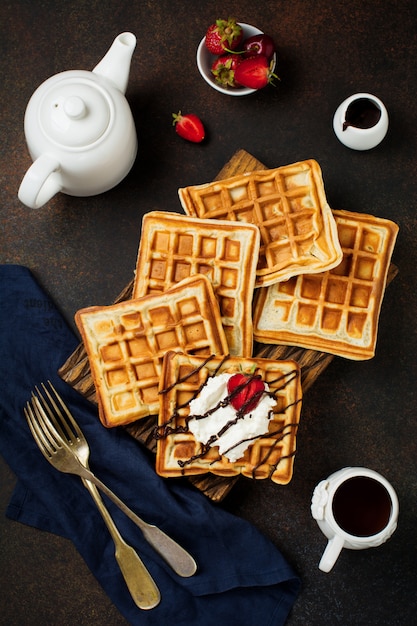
top-left (1, 1), bottom-right (416, 624)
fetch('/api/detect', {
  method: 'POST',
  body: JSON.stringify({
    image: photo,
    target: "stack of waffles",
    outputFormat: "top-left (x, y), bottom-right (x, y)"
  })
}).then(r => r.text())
top-left (252, 209), bottom-right (398, 360)
top-left (132, 211), bottom-right (260, 357)
top-left (178, 160), bottom-right (398, 361)
top-left (74, 158), bottom-right (398, 485)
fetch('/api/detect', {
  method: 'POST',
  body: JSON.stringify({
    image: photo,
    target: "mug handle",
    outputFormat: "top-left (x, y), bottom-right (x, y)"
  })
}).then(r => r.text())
top-left (18, 154), bottom-right (62, 209)
top-left (319, 534), bottom-right (345, 573)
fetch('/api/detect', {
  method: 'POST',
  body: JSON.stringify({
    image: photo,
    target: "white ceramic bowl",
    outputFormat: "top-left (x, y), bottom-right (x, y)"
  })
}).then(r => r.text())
top-left (196, 23), bottom-right (276, 96)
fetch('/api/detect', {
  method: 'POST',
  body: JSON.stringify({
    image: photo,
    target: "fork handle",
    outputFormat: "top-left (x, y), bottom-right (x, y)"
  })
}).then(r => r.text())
top-left (77, 463), bottom-right (197, 578)
top-left (82, 479), bottom-right (160, 610)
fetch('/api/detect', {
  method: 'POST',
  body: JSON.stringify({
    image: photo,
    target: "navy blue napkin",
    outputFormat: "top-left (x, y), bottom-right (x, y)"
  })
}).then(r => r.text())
top-left (0, 264), bottom-right (300, 625)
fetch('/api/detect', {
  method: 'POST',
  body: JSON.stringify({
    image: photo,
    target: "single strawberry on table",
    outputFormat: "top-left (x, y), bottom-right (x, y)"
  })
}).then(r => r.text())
top-left (234, 54), bottom-right (278, 89)
top-left (205, 17), bottom-right (243, 55)
top-left (227, 373), bottom-right (266, 414)
top-left (172, 111), bottom-right (205, 143)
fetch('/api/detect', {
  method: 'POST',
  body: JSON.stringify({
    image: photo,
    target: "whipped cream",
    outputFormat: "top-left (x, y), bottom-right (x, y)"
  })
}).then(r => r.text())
top-left (187, 373), bottom-right (276, 462)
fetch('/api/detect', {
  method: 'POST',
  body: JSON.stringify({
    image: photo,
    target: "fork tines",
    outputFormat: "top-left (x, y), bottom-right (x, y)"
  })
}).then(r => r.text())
top-left (34, 382), bottom-right (81, 446)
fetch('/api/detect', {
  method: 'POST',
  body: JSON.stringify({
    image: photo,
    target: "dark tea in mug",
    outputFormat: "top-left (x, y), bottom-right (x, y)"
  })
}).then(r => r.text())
top-left (332, 476), bottom-right (392, 537)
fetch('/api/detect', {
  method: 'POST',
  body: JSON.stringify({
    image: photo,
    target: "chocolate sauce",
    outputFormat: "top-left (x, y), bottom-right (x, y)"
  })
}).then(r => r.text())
top-left (177, 443), bottom-right (216, 468)
top-left (342, 97), bottom-right (382, 131)
top-left (155, 355), bottom-right (301, 472)
top-left (250, 422), bottom-right (299, 478)
top-left (222, 420), bottom-right (298, 460)
top-left (158, 353), bottom-right (217, 395)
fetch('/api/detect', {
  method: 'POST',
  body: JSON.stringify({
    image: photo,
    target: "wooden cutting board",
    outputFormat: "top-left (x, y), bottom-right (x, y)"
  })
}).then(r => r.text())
top-left (59, 149), bottom-right (398, 501)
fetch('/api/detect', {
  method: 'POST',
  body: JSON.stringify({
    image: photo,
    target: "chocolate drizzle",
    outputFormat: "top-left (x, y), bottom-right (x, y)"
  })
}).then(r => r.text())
top-left (250, 423), bottom-right (299, 478)
top-left (153, 354), bottom-right (228, 440)
top-left (154, 354), bottom-right (301, 475)
top-left (177, 411), bottom-right (247, 468)
top-left (158, 353), bottom-right (217, 395)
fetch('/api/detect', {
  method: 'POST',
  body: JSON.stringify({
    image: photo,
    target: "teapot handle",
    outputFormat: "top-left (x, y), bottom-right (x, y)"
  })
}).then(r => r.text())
top-left (18, 154), bottom-right (62, 209)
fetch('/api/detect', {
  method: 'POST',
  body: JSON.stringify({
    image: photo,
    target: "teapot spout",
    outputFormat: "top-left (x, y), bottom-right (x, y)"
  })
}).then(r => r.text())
top-left (93, 32), bottom-right (136, 94)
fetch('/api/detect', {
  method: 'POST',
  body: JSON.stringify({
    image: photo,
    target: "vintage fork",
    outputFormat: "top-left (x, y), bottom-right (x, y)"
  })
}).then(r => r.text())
top-left (25, 398), bottom-right (160, 610)
top-left (26, 382), bottom-right (197, 579)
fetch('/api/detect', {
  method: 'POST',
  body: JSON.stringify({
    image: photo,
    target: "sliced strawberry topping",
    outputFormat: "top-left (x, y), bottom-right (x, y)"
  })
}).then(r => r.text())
top-left (227, 373), bottom-right (266, 414)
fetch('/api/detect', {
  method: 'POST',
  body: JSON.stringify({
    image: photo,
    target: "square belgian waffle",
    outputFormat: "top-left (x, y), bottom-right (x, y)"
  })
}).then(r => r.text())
top-left (132, 211), bottom-right (260, 357)
top-left (155, 352), bottom-right (302, 484)
top-left (75, 275), bottom-right (229, 427)
top-left (253, 210), bottom-right (399, 360)
top-left (178, 159), bottom-right (342, 287)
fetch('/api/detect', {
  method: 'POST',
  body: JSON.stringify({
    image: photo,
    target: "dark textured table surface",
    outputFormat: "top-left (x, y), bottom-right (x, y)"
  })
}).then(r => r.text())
top-left (1, 1), bottom-right (417, 624)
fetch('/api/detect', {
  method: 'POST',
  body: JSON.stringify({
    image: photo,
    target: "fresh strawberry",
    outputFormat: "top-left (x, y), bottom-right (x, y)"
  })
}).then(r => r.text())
top-left (234, 55), bottom-right (277, 90)
top-left (172, 111), bottom-right (205, 143)
top-left (211, 53), bottom-right (242, 88)
top-left (205, 18), bottom-right (243, 55)
top-left (227, 373), bottom-right (265, 414)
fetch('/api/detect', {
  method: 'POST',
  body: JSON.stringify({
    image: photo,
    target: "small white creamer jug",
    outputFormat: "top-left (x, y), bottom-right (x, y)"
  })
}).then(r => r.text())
top-left (311, 467), bottom-right (399, 572)
top-left (18, 33), bottom-right (138, 209)
top-left (333, 93), bottom-right (389, 150)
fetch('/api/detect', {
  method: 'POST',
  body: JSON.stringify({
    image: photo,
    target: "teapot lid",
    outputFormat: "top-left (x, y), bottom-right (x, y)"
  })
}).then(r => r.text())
top-left (37, 76), bottom-right (112, 148)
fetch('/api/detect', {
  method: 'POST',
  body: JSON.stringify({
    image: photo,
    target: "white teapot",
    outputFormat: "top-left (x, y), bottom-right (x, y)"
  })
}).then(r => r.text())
top-left (18, 33), bottom-right (138, 209)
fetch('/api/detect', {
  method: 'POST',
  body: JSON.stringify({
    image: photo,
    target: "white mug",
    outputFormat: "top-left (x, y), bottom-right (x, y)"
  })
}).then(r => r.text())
top-left (311, 467), bottom-right (399, 572)
top-left (333, 93), bottom-right (389, 150)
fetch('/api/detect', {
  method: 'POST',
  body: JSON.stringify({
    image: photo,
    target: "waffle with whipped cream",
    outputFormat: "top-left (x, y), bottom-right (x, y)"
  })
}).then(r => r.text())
top-left (178, 160), bottom-right (343, 287)
top-left (132, 211), bottom-right (260, 357)
top-left (253, 210), bottom-right (399, 360)
top-left (155, 352), bottom-right (302, 484)
top-left (75, 275), bottom-right (229, 427)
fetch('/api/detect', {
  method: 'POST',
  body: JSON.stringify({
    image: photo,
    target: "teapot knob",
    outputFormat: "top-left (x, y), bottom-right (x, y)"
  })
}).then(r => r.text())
top-left (63, 96), bottom-right (86, 120)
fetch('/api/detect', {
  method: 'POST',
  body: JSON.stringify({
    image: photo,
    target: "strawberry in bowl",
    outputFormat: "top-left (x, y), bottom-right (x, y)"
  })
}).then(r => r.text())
top-left (234, 55), bottom-right (277, 90)
top-left (210, 53), bottom-right (242, 88)
top-left (205, 17), bottom-right (243, 55)
top-left (197, 21), bottom-right (277, 96)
